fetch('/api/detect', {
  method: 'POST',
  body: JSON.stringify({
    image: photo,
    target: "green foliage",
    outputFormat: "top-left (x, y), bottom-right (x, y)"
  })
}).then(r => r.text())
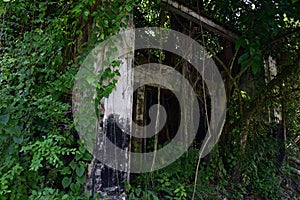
top-left (29, 187), bottom-right (85, 200)
top-left (129, 0), bottom-right (300, 199)
top-left (126, 149), bottom-right (199, 199)
top-left (0, 0), bottom-right (136, 198)
top-left (243, 136), bottom-right (283, 199)
top-left (1, 0), bottom-right (299, 199)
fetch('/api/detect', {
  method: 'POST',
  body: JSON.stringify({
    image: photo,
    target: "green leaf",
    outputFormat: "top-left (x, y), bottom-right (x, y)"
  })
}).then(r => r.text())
top-left (249, 47), bottom-right (255, 55)
top-left (0, 114), bottom-right (10, 125)
top-left (62, 177), bottom-right (72, 188)
top-left (115, 70), bottom-right (121, 76)
top-left (84, 10), bottom-right (90, 17)
top-left (70, 161), bottom-right (76, 170)
top-left (87, 76), bottom-right (95, 84)
top-left (61, 167), bottom-right (71, 175)
top-left (251, 65), bottom-right (259, 75)
top-left (83, 152), bottom-right (92, 161)
top-left (125, 5), bottom-right (132, 12)
top-left (292, 0), bottom-right (298, 4)
top-left (77, 174), bottom-right (86, 184)
top-left (235, 38), bottom-right (245, 50)
top-left (79, 145), bottom-right (86, 153)
top-left (251, 56), bottom-right (261, 74)
top-left (76, 165), bottom-right (85, 177)
top-left (70, 183), bottom-right (80, 192)
top-left (136, 188), bottom-right (141, 196)
top-left (103, 60), bottom-right (110, 66)
top-left (0, 7), bottom-right (4, 15)
top-left (13, 136), bottom-right (23, 144)
top-left (75, 152), bottom-right (83, 160)
top-left (5, 126), bottom-right (21, 135)
top-left (109, 55), bottom-right (115, 63)
top-left (113, 60), bottom-right (121, 67)
top-left (238, 52), bottom-right (250, 69)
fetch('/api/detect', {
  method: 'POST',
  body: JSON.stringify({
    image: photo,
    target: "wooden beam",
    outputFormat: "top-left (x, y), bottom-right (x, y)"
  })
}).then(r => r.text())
top-left (161, 0), bottom-right (239, 42)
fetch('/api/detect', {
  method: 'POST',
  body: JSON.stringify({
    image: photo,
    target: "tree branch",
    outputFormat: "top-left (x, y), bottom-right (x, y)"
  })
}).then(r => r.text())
top-left (270, 27), bottom-right (300, 46)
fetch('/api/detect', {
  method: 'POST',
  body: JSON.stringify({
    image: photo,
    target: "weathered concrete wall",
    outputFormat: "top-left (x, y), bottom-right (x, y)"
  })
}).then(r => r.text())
top-left (86, 22), bottom-right (134, 199)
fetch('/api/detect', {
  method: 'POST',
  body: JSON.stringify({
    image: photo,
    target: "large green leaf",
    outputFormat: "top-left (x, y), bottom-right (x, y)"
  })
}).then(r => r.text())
top-left (75, 165), bottom-right (85, 177)
top-left (13, 136), bottom-right (23, 144)
top-left (0, 7), bottom-right (4, 15)
top-left (0, 114), bottom-right (10, 125)
top-left (62, 177), bottom-right (72, 188)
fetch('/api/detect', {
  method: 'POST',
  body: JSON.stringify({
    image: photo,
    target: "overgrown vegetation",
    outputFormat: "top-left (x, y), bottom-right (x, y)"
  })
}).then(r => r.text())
top-left (0, 0), bottom-right (136, 199)
top-left (0, 0), bottom-right (299, 199)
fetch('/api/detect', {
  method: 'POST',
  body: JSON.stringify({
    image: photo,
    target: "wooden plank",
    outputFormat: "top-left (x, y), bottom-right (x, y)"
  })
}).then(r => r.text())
top-left (161, 0), bottom-right (238, 41)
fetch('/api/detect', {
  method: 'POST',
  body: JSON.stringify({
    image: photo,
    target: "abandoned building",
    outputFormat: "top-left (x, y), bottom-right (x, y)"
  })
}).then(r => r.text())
top-left (71, 0), bottom-right (286, 199)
